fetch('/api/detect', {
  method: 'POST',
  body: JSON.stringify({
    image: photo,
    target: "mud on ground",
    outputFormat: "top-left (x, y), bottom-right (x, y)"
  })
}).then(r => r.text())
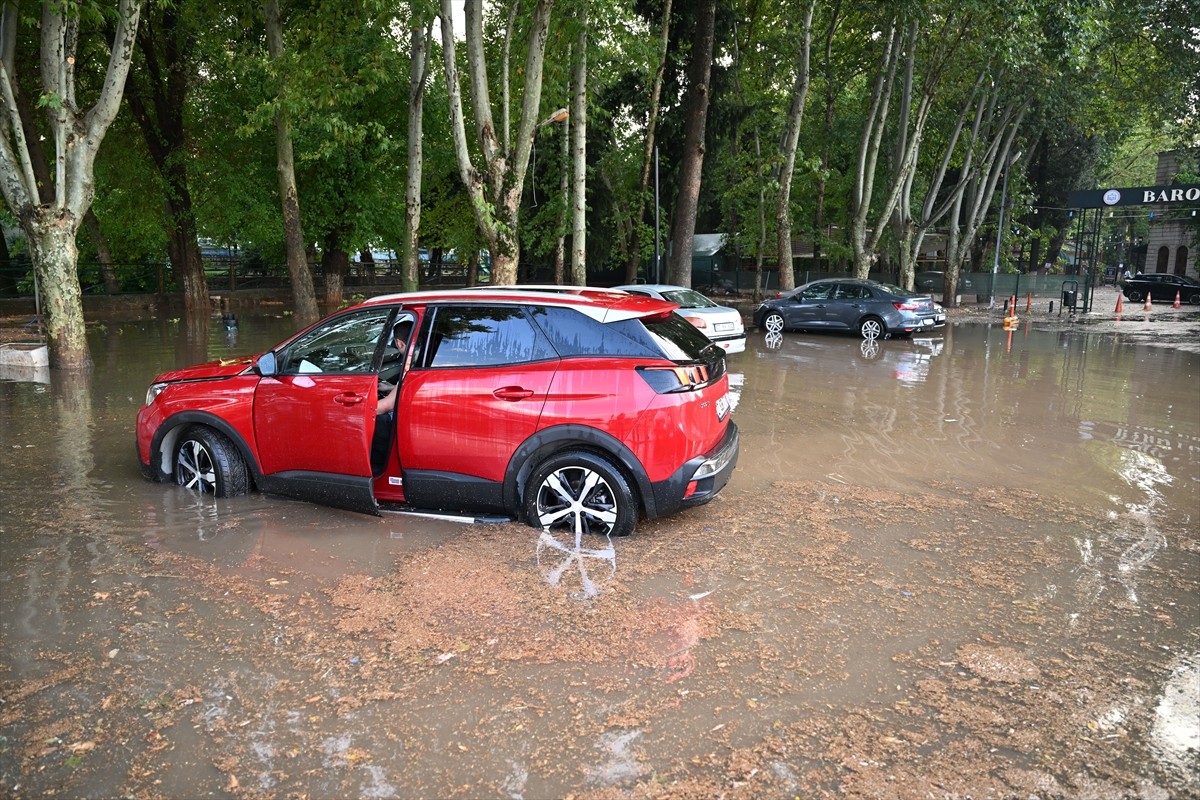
top-left (3, 482), bottom-right (1195, 798)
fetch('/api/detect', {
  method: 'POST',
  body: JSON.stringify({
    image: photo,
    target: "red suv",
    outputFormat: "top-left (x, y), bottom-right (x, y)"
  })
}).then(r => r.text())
top-left (137, 287), bottom-right (739, 536)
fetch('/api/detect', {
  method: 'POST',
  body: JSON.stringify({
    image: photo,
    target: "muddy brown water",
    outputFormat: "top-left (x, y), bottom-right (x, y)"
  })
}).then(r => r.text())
top-left (1, 315), bottom-right (1197, 798)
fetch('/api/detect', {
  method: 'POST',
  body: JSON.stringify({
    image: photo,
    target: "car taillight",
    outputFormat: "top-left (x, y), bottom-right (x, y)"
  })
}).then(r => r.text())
top-left (894, 301), bottom-right (921, 311)
top-left (637, 364), bottom-right (711, 393)
top-left (686, 316), bottom-right (708, 329)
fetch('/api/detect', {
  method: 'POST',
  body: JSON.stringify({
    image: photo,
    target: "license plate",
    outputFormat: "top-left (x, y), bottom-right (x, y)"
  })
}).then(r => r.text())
top-left (935, 315), bottom-right (945, 323)
top-left (715, 393), bottom-right (731, 420)
top-left (715, 322), bottom-right (734, 332)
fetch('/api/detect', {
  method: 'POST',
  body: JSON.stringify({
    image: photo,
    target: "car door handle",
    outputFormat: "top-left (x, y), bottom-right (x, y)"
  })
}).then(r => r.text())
top-left (493, 386), bottom-right (534, 401)
top-left (334, 392), bottom-right (365, 406)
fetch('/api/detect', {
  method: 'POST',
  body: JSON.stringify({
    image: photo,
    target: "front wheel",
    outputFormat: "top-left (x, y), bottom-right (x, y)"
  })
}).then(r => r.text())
top-left (1126, 290), bottom-right (1142, 303)
top-left (1187, 292), bottom-right (1200, 305)
top-left (858, 316), bottom-right (885, 340)
top-left (762, 312), bottom-right (785, 334)
top-left (524, 451), bottom-right (636, 538)
top-left (174, 426), bottom-right (249, 497)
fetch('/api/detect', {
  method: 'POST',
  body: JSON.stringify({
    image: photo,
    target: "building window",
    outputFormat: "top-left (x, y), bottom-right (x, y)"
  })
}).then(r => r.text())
top-left (1156, 246), bottom-right (1169, 274)
top-left (1175, 246), bottom-right (1189, 276)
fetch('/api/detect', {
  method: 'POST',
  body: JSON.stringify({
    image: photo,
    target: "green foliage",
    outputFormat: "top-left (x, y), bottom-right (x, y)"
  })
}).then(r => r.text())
top-left (21, 0), bottom-right (1189, 293)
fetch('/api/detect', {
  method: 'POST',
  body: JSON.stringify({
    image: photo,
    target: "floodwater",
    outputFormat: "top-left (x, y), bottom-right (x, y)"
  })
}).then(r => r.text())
top-left (1, 315), bottom-right (1197, 798)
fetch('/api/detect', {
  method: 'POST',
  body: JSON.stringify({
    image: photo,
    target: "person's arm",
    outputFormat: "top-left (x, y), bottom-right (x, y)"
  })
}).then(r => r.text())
top-left (377, 383), bottom-right (399, 414)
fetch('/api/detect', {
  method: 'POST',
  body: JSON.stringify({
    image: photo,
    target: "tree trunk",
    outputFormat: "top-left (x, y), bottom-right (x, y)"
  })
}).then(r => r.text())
top-left (264, 0), bottom-right (319, 327)
top-left (320, 235), bottom-right (348, 309)
top-left (555, 115), bottom-right (568, 284)
top-left (27, 212), bottom-right (92, 370)
top-left (569, 17), bottom-right (587, 285)
top-left (774, 1), bottom-right (815, 293)
top-left (666, 0), bottom-right (717, 287)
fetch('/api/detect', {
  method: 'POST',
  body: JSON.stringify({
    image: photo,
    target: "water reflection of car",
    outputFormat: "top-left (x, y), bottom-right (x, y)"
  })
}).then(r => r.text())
top-left (1121, 274), bottom-right (1200, 304)
top-left (136, 287), bottom-right (739, 537)
top-left (612, 284), bottom-right (746, 354)
top-left (753, 278), bottom-right (945, 339)
top-left (914, 270), bottom-right (972, 293)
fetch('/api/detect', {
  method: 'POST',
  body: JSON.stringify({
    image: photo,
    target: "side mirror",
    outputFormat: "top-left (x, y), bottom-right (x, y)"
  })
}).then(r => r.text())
top-left (256, 351), bottom-right (277, 376)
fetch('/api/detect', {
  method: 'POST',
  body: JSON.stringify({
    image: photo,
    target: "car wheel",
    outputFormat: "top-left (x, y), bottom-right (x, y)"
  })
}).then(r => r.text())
top-left (762, 312), bottom-right (785, 334)
top-left (525, 451), bottom-right (636, 538)
top-left (1126, 290), bottom-right (1142, 302)
top-left (174, 426), bottom-right (249, 497)
top-left (1188, 292), bottom-right (1200, 305)
top-left (858, 316), bottom-right (885, 340)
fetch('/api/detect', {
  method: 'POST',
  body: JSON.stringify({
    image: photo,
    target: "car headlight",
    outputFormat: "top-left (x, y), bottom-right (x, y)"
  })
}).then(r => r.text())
top-left (145, 382), bottom-right (169, 406)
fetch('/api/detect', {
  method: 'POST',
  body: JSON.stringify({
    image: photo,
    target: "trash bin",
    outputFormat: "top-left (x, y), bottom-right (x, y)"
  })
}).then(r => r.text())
top-left (1062, 289), bottom-right (1077, 310)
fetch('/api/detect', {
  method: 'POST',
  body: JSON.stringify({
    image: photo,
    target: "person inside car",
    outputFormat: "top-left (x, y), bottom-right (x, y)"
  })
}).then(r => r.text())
top-left (372, 319), bottom-right (412, 469)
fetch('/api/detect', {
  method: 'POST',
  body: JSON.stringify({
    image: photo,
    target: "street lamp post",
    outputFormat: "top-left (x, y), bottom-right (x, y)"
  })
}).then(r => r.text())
top-left (989, 150), bottom-right (1021, 311)
top-left (653, 144), bottom-right (661, 284)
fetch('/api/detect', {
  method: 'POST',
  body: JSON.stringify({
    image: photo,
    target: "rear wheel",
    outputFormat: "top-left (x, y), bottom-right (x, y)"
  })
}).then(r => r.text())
top-left (1126, 290), bottom-right (1142, 302)
top-left (174, 426), bottom-right (249, 497)
top-left (1187, 292), bottom-right (1200, 305)
top-left (858, 316), bottom-right (885, 340)
top-left (762, 312), bottom-right (785, 334)
top-left (524, 451), bottom-right (636, 538)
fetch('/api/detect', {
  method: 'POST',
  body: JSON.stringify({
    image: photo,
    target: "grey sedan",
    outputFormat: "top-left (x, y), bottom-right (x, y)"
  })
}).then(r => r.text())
top-left (613, 284), bottom-right (746, 354)
top-left (753, 278), bottom-right (945, 339)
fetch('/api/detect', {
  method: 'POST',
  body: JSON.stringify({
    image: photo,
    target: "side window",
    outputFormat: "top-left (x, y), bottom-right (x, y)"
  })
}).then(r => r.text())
top-left (800, 283), bottom-right (833, 301)
top-left (424, 305), bottom-right (555, 368)
top-left (833, 284), bottom-right (867, 300)
top-left (278, 309), bottom-right (392, 374)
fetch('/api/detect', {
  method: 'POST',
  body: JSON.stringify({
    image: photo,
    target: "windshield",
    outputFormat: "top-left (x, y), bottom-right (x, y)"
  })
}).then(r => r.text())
top-left (661, 288), bottom-right (717, 309)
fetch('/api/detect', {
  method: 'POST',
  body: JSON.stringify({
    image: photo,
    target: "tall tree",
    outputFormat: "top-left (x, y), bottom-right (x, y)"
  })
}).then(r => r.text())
top-left (439, 0), bottom-right (554, 285)
top-left (622, 0), bottom-right (672, 283)
top-left (123, 0), bottom-right (209, 319)
top-left (665, 0), bottom-right (716, 287)
top-left (402, 14), bottom-right (434, 293)
top-left (0, 0), bottom-right (142, 370)
top-left (569, 12), bottom-right (586, 284)
top-left (263, 0), bottom-right (319, 326)
top-left (774, 0), bottom-right (815, 292)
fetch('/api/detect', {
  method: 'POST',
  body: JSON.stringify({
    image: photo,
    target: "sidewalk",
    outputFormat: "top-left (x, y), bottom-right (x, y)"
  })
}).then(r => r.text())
top-left (944, 285), bottom-right (1199, 324)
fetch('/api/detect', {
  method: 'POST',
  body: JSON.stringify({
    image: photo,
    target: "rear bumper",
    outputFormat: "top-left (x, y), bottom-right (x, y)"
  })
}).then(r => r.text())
top-left (648, 422), bottom-right (739, 518)
top-left (711, 334), bottom-right (746, 354)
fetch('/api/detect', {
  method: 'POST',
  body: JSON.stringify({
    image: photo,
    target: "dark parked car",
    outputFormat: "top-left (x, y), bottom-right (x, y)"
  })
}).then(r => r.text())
top-left (914, 270), bottom-right (973, 293)
top-left (1122, 274), bottom-right (1200, 305)
top-left (137, 287), bottom-right (739, 537)
top-left (753, 278), bottom-right (945, 339)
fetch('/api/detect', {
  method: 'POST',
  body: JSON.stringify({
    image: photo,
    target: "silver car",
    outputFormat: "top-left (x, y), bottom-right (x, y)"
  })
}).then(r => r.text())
top-left (753, 278), bottom-right (945, 339)
top-left (613, 284), bottom-right (747, 354)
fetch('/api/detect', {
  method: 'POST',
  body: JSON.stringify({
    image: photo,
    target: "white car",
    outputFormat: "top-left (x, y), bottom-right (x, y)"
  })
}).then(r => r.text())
top-left (613, 284), bottom-right (746, 354)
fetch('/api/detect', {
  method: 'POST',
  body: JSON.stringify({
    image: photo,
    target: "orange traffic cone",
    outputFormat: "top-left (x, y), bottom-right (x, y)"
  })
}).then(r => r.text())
top-left (1173, 290), bottom-right (1181, 309)
top-left (1114, 294), bottom-right (1123, 314)
top-left (1143, 293), bottom-right (1153, 312)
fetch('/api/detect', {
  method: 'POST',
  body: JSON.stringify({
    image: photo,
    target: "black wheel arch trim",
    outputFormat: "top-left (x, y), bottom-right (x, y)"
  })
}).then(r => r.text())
top-left (503, 424), bottom-right (656, 519)
top-left (147, 411), bottom-right (264, 485)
